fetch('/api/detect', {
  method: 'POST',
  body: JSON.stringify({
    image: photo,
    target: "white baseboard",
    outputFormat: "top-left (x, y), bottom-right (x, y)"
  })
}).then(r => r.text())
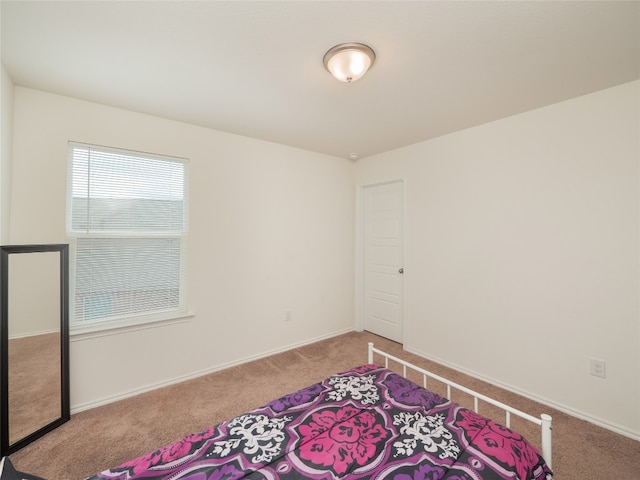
top-left (71, 327), bottom-right (354, 414)
top-left (9, 328), bottom-right (59, 340)
top-left (403, 345), bottom-right (640, 442)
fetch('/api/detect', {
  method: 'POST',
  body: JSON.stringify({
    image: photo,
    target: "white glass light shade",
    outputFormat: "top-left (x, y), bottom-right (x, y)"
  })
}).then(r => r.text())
top-left (323, 43), bottom-right (376, 83)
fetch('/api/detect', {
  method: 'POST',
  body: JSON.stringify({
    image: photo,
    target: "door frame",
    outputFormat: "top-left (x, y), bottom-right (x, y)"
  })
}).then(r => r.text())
top-left (355, 178), bottom-right (407, 343)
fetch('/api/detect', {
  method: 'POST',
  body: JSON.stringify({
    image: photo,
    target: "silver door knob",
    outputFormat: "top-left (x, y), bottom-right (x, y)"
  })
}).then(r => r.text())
top-left (399, 268), bottom-right (404, 274)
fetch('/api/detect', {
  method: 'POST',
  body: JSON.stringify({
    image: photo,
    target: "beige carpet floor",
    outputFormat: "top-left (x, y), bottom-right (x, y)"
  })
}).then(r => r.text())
top-left (8, 331), bottom-right (640, 479)
top-left (8, 333), bottom-right (61, 444)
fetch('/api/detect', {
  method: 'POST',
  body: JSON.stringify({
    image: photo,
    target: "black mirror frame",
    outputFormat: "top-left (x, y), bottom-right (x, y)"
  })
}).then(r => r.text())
top-left (0, 244), bottom-right (70, 456)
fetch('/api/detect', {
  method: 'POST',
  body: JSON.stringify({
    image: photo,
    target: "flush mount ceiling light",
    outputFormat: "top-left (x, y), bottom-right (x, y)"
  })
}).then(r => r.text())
top-left (323, 43), bottom-right (376, 83)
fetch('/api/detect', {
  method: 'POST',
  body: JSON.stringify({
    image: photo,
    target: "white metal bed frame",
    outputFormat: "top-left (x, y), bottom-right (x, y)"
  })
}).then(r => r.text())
top-left (368, 342), bottom-right (553, 469)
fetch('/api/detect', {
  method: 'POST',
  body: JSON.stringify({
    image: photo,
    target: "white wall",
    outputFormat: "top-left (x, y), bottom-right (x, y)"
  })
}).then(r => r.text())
top-left (355, 80), bottom-right (640, 438)
top-left (9, 80), bottom-right (638, 438)
top-left (0, 64), bottom-right (13, 244)
top-left (10, 87), bottom-right (355, 410)
top-left (7, 251), bottom-right (60, 338)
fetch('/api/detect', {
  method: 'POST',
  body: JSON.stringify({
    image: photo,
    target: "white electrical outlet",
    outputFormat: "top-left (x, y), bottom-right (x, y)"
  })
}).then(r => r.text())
top-left (285, 309), bottom-right (292, 322)
top-left (589, 358), bottom-right (606, 378)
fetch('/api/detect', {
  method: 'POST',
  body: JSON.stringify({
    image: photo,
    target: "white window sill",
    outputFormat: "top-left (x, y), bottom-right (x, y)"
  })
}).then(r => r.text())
top-left (70, 311), bottom-right (194, 341)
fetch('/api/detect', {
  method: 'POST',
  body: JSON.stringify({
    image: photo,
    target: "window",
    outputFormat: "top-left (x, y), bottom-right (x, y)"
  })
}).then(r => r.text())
top-left (67, 142), bottom-right (188, 332)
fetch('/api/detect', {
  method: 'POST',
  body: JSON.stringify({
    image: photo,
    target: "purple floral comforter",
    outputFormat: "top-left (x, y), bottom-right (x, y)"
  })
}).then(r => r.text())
top-left (89, 365), bottom-right (553, 480)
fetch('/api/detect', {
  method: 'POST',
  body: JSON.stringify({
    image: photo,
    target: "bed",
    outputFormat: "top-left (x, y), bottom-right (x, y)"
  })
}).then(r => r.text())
top-left (88, 343), bottom-right (553, 480)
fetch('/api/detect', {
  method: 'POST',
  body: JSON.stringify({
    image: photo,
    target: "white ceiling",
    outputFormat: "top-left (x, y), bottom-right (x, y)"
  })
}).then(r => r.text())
top-left (2, 1), bottom-right (638, 160)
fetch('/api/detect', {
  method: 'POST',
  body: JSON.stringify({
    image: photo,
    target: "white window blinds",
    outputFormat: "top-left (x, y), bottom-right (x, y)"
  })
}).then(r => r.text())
top-left (67, 142), bottom-right (188, 328)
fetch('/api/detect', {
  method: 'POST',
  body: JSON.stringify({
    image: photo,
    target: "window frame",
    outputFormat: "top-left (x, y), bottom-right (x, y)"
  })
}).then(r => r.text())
top-left (66, 142), bottom-right (189, 335)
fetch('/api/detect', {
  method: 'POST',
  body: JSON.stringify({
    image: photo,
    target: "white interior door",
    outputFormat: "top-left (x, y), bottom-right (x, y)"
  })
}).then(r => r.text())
top-left (363, 180), bottom-right (404, 343)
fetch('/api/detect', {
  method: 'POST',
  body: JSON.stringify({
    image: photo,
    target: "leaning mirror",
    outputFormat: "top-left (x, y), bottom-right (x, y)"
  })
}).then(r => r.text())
top-left (1, 244), bottom-right (70, 456)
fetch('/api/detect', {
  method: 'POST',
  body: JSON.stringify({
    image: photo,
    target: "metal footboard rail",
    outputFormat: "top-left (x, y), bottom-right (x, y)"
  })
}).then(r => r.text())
top-left (368, 342), bottom-right (552, 469)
